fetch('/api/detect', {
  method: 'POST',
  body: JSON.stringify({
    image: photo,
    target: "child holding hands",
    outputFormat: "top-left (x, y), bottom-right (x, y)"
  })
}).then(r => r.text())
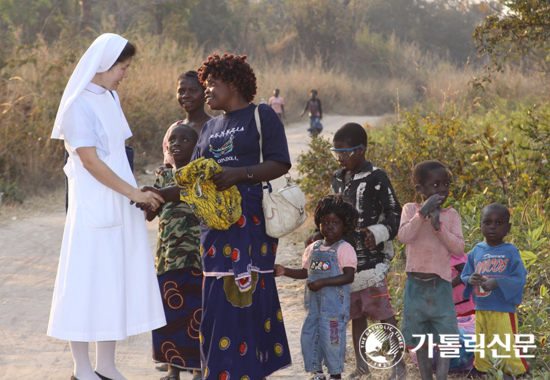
top-left (147, 123), bottom-right (202, 380)
top-left (275, 195), bottom-right (358, 380)
top-left (461, 203), bottom-right (528, 378)
top-left (398, 161), bottom-right (465, 380)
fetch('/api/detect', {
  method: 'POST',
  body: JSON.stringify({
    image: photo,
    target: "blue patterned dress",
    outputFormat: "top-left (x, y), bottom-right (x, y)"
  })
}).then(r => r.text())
top-left (192, 104), bottom-right (292, 379)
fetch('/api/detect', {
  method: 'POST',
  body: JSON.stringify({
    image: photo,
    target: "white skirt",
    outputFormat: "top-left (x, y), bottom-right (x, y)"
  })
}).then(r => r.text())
top-left (47, 154), bottom-right (166, 341)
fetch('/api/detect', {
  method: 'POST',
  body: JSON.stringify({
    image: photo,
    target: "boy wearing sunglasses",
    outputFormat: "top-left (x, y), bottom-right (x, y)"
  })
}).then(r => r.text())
top-left (307, 122), bottom-right (404, 379)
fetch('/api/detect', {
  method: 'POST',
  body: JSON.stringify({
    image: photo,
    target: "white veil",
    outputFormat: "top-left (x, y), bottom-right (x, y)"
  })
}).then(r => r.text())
top-left (51, 33), bottom-right (128, 139)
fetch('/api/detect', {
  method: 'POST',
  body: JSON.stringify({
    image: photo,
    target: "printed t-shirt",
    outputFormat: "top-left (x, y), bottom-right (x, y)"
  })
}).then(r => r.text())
top-left (269, 96), bottom-right (284, 114)
top-left (192, 103), bottom-right (290, 172)
top-left (461, 242), bottom-right (527, 313)
top-left (302, 241), bottom-right (357, 274)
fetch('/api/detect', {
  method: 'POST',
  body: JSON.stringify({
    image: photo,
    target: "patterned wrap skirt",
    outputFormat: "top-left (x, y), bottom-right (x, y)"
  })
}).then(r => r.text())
top-left (152, 267), bottom-right (203, 370)
top-left (200, 273), bottom-right (291, 379)
top-left (199, 183), bottom-right (292, 379)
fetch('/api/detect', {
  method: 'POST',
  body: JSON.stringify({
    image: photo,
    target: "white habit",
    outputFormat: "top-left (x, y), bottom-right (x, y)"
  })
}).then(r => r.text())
top-left (48, 34), bottom-right (165, 341)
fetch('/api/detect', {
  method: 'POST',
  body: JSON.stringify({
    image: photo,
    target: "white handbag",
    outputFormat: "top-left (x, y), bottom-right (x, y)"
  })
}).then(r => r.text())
top-left (254, 104), bottom-right (307, 238)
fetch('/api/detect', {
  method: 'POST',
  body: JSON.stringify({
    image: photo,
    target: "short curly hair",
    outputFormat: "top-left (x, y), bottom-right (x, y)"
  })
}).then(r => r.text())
top-left (198, 53), bottom-right (257, 103)
top-left (314, 194), bottom-right (358, 236)
top-left (412, 160), bottom-right (449, 186)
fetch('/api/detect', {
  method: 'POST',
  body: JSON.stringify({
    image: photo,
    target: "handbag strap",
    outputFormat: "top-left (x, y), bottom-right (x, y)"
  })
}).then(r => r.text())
top-left (255, 101), bottom-right (292, 189)
top-left (254, 103), bottom-right (270, 190)
top-left (254, 104), bottom-right (264, 165)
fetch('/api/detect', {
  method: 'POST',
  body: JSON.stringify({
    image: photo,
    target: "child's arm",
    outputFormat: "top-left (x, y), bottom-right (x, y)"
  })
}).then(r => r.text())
top-left (452, 263), bottom-right (465, 287)
top-left (144, 175), bottom-right (164, 221)
top-left (317, 99), bottom-right (322, 119)
top-left (489, 247), bottom-right (527, 304)
top-left (300, 100), bottom-right (309, 117)
top-left (146, 207), bottom-right (160, 221)
top-left (308, 267), bottom-right (354, 292)
top-left (433, 209), bottom-right (465, 255)
top-left (363, 172), bottom-right (402, 248)
top-left (274, 264), bottom-right (307, 279)
top-left (461, 250), bottom-right (477, 299)
top-left (398, 203), bottom-right (428, 243)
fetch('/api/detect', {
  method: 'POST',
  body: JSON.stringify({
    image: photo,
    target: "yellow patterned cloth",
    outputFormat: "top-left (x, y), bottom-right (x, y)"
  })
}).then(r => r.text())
top-left (174, 157), bottom-right (242, 230)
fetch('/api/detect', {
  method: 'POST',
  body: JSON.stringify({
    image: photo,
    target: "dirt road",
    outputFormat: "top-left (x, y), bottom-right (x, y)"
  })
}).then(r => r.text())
top-left (0, 115), bottom-right (392, 380)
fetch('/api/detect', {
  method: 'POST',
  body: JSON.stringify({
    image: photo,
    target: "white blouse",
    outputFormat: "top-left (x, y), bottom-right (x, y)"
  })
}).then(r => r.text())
top-left (61, 82), bottom-right (132, 159)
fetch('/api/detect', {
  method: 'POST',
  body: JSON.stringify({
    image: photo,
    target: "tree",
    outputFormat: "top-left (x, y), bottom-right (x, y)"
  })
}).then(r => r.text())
top-left (287, 0), bottom-right (354, 67)
top-left (472, 0), bottom-right (550, 88)
top-left (365, 0), bottom-right (486, 64)
top-left (0, 0), bottom-right (74, 44)
top-left (188, 0), bottom-right (240, 51)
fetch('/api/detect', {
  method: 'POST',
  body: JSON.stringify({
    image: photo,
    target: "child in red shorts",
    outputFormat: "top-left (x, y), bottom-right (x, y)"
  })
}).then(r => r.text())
top-left (461, 203), bottom-right (528, 379)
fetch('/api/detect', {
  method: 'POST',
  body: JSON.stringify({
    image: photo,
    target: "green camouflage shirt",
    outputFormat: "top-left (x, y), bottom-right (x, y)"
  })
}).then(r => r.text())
top-left (154, 169), bottom-right (202, 275)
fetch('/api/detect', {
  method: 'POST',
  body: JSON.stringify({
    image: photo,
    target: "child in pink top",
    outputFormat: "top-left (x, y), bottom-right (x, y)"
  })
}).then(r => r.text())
top-left (275, 195), bottom-right (357, 380)
top-left (268, 89), bottom-right (285, 120)
top-left (451, 253), bottom-right (475, 316)
top-left (398, 160), bottom-right (464, 380)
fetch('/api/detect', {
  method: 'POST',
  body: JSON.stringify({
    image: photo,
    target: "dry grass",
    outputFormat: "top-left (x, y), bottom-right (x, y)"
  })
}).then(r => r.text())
top-left (1, 34), bottom-right (549, 197)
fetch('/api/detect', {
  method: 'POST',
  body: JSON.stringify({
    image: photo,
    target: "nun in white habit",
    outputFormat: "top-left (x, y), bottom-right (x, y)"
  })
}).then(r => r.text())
top-left (48, 33), bottom-right (166, 380)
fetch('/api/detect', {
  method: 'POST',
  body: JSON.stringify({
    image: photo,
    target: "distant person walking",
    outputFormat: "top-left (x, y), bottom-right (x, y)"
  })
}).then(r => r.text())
top-left (269, 88), bottom-right (285, 120)
top-left (300, 89), bottom-right (323, 138)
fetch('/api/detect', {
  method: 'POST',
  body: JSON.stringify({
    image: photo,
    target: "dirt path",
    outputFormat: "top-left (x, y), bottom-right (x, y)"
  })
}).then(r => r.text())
top-left (0, 115), bottom-right (406, 380)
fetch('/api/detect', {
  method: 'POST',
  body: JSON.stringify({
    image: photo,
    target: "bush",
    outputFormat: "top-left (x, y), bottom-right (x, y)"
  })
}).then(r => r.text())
top-left (297, 106), bottom-right (550, 370)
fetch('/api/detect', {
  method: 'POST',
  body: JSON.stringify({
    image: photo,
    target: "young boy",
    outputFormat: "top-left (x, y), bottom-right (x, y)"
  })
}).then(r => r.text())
top-left (269, 88), bottom-right (285, 120)
top-left (300, 89), bottom-right (323, 137)
top-left (461, 203), bottom-right (529, 379)
top-left (306, 123), bottom-right (405, 379)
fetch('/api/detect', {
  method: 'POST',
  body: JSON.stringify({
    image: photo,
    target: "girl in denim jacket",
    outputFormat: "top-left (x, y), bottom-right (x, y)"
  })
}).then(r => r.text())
top-left (275, 195), bottom-right (358, 380)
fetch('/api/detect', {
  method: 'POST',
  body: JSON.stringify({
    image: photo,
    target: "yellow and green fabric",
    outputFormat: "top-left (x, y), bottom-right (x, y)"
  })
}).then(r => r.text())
top-left (174, 157), bottom-right (242, 230)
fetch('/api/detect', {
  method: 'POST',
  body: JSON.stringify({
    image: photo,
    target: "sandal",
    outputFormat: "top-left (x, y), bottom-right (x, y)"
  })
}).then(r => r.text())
top-left (345, 369), bottom-right (371, 380)
top-left (156, 364), bottom-right (169, 372)
top-left (160, 374), bottom-right (180, 380)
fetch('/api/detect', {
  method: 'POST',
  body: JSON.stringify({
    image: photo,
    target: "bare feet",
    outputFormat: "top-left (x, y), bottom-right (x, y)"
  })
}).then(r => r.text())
top-left (386, 360), bottom-right (407, 380)
top-left (346, 367), bottom-right (370, 380)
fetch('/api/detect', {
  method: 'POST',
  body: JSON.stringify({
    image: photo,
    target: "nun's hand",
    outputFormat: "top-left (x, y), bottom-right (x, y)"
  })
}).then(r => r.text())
top-left (130, 186), bottom-right (164, 210)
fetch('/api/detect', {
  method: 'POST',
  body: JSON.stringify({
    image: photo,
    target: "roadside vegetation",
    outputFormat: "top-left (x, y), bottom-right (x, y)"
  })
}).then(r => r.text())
top-left (1, 0), bottom-right (549, 375)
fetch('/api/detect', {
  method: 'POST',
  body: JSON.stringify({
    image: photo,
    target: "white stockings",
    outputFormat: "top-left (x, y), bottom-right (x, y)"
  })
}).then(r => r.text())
top-left (70, 341), bottom-right (127, 380)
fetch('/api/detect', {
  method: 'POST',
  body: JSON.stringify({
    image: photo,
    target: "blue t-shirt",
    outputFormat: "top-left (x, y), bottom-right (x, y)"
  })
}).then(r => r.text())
top-left (461, 242), bottom-right (527, 313)
top-left (193, 103), bottom-right (291, 169)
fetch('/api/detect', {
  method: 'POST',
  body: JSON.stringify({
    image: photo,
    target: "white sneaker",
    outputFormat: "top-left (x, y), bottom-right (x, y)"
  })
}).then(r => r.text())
top-left (307, 373), bottom-right (327, 380)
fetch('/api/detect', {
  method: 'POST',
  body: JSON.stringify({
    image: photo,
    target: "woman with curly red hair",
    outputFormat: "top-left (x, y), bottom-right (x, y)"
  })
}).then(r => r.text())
top-left (196, 53), bottom-right (292, 378)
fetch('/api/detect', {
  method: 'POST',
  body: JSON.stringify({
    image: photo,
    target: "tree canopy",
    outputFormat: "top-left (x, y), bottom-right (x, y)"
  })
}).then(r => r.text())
top-left (473, 0), bottom-right (550, 88)
top-left (0, 0), bottom-right (488, 72)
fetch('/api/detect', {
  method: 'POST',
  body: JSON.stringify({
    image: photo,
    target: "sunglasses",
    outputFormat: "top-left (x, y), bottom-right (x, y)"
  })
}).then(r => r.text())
top-left (330, 144), bottom-right (365, 160)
